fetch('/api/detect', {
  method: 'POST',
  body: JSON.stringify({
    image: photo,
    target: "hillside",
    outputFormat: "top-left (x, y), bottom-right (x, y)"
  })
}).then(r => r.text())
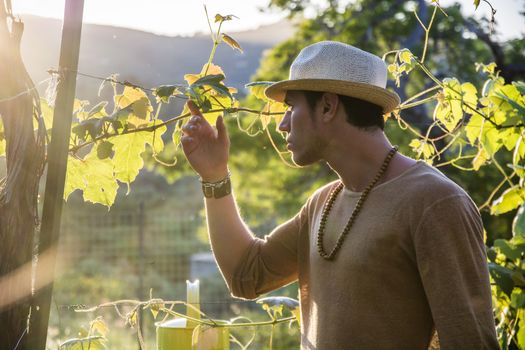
top-left (19, 15), bottom-right (295, 104)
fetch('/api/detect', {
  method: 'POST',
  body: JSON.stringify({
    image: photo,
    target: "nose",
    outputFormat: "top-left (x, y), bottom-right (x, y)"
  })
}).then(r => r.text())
top-left (278, 110), bottom-right (291, 133)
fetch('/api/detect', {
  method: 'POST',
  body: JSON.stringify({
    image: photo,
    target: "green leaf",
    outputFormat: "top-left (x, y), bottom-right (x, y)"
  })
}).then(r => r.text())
top-left (86, 101), bottom-right (109, 120)
top-left (461, 82), bottom-right (478, 110)
top-left (472, 147), bottom-right (489, 170)
top-left (513, 270), bottom-right (525, 287)
top-left (434, 79), bottom-right (463, 132)
top-left (514, 136), bottom-right (525, 163)
top-left (513, 205), bottom-right (525, 237)
top-left (246, 81), bottom-right (275, 101)
top-left (491, 186), bottom-right (525, 215)
top-left (408, 138), bottom-right (434, 159)
top-left (64, 156), bottom-right (87, 200)
top-left (518, 321), bottom-right (525, 349)
top-left (83, 150), bottom-right (118, 207)
top-left (399, 49), bottom-right (412, 64)
top-left (112, 125), bottom-right (167, 190)
top-left (500, 128), bottom-right (521, 152)
top-left (72, 118), bottom-right (103, 142)
top-left (149, 123), bottom-right (167, 154)
top-left (154, 85), bottom-right (183, 103)
top-left (515, 81), bottom-right (525, 96)
top-left (126, 309), bottom-right (137, 328)
top-left (256, 296), bottom-right (299, 320)
top-left (215, 14), bottom-right (236, 22)
top-left (190, 74), bottom-right (232, 99)
top-left (473, 0), bottom-right (480, 9)
top-left (96, 141), bottom-right (113, 160)
top-left (114, 86), bottom-right (153, 128)
top-left (64, 149), bottom-right (118, 206)
top-left (511, 292), bottom-right (525, 309)
top-left (111, 132), bottom-right (149, 188)
top-left (488, 262), bottom-right (515, 297)
top-left (465, 114), bottom-right (483, 145)
top-left (480, 120), bottom-right (502, 156)
top-left (495, 90), bottom-right (525, 119)
top-left (90, 317), bottom-right (109, 337)
top-left (222, 33), bottom-right (243, 53)
top-left (494, 239), bottom-right (521, 261)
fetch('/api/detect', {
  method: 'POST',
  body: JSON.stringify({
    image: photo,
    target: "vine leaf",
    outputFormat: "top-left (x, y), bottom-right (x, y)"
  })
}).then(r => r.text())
top-left (97, 141), bottom-right (114, 160)
top-left (513, 205), bottom-right (525, 237)
top-left (488, 263), bottom-right (514, 297)
top-left (257, 296), bottom-right (299, 321)
top-left (246, 81), bottom-right (274, 101)
top-left (112, 132), bottom-right (150, 190)
top-left (409, 139), bottom-right (434, 159)
top-left (64, 156), bottom-right (87, 201)
top-left (64, 148), bottom-right (119, 207)
top-left (190, 74), bottom-right (232, 99)
top-left (90, 317), bottom-right (109, 338)
top-left (114, 86), bottom-right (153, 128)
top-left (215, 14), bottom-right (237, 22)
top-left (472, 147), bottom-right (489, 170)
top-left (434, 78), bottom-right (478, 132)
top-left (85, 101), bottom-right (109, 120)
top-left (491, 186), bottom-right (525, 215)
top-left (154, 85), bottom-right (184, 103)
top-left (83, 150), bottom-right (119, 207)
top-left (222, 33), bottom-right (243, 53)
top-left (112, 124), bottom-right (167, 192)
top-left (465, 113), bottom-right (483, 145)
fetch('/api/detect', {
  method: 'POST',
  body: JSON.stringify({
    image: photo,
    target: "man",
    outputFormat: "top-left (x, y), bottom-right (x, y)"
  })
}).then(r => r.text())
top-left (181, 41), bottom-right (498, 349)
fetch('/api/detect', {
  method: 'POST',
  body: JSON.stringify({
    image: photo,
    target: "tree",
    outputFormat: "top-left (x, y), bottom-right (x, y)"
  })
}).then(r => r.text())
top-left (0, 2), bottom-right (46, 349)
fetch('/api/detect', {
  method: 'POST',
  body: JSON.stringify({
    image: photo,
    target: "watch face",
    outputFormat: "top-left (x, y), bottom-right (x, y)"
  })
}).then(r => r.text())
top-left (202, 178), bottom-right (231, 199)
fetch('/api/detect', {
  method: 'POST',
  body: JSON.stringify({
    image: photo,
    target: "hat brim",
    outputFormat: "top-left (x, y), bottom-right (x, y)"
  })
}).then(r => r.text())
top-left (265, 79), bottom-right (400, 114)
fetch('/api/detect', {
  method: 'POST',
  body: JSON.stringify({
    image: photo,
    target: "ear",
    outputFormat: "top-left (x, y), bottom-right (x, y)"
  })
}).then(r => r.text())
top-left (320, 93), bottom-right (339, 122)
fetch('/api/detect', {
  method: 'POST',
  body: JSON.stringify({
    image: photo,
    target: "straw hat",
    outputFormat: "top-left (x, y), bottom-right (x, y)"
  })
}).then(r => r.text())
top-left (265, 41), bottom-right (400, 114)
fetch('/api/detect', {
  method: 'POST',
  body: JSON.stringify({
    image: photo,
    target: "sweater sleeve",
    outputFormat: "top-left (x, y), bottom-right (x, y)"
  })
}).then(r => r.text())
top-left (413, 194), bottom-right (499, 349)
top-left (226, 201), bottom-right (310, 300)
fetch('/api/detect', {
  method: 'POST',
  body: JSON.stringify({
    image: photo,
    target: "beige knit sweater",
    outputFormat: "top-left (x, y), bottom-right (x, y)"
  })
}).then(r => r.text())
top-left (220, 162), bottom-right (499, 349)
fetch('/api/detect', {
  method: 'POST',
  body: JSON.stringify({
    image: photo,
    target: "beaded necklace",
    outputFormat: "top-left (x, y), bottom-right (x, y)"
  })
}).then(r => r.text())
top-left (317, 147), bottom-right (398, 261)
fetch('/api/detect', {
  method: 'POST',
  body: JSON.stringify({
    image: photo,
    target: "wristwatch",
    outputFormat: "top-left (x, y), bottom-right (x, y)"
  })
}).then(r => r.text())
top-left (201, 175), bottom-right (232, 199)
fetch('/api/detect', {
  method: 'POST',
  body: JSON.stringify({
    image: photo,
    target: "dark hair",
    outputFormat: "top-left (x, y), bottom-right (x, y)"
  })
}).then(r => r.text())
top-left (301, 90), bottom-right (385, 130)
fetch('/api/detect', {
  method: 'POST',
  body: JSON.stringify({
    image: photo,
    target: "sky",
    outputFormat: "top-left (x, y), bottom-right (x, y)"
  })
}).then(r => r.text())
top-left (10, 0), bottom-right (524, 39)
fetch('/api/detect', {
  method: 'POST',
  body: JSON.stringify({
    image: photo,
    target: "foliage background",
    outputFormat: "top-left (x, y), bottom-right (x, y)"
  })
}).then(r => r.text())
top-left (0, 0), bottom-right (523, 349)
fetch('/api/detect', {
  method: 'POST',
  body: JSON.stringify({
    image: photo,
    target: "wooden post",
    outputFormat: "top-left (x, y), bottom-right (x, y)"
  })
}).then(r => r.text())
top-left (27, 1), bottom-right (84, 349)
top-left (138, 201), bottom-right (145, 349)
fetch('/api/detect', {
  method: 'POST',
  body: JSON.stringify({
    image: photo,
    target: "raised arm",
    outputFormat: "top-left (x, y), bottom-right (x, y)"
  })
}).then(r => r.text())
top-left (181, 101), bottom-right (255, 280)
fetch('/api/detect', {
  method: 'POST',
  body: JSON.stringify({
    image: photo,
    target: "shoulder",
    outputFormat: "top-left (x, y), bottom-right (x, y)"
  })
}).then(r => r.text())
top-left (300, 180), bottom-right (339, 218)
top-left (392, 162), bottom-right (482, 232)
top-left (401, 162), bottom-right (474, 205)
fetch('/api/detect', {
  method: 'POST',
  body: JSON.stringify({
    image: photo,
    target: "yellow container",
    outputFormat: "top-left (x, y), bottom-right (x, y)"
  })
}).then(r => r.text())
top-left (156, 318), bottom-right (230, 350)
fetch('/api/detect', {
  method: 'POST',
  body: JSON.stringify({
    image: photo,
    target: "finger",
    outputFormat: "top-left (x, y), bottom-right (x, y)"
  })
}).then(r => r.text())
top-left (216, 115), bottom-right (228, 143)
top-left (181, 122), bottom-right (199, 136)
top-left (186, 100), bottom-right (212, 128)
top-left (187, 100), bottom-right (203, 118)
top-left (181, 135), bottom-right (197, 154)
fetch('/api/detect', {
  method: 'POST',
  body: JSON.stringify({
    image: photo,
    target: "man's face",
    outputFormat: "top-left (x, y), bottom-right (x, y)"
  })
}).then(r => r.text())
top-left (278, 91), bottom-right (323, 166)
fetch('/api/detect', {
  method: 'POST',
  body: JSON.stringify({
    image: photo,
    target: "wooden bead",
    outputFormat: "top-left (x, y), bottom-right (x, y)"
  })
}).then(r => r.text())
top-left (317, 147), bottom-right (397, 261)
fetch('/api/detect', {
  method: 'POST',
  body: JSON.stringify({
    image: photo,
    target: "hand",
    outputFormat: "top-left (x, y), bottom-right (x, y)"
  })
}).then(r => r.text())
top-left (181, 100), bottom-right (230, 182)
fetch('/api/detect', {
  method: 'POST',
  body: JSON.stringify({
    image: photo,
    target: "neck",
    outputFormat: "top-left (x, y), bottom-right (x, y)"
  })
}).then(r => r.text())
top-left (324, 129), bottom-right (394, 192)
